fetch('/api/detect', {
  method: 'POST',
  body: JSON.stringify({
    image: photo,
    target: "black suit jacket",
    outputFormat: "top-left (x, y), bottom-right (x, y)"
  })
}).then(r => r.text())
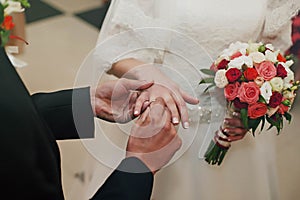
top-left (0, 47), bottom-right (153, 199)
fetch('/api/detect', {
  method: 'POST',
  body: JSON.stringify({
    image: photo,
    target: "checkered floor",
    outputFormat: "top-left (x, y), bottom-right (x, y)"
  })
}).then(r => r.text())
top-left (25, 0), bottom-right (110, 29)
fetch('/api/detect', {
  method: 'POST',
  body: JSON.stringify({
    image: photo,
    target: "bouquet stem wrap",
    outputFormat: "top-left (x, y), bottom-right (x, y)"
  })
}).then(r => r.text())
top-left (204, 103), bottom-right (234, 165)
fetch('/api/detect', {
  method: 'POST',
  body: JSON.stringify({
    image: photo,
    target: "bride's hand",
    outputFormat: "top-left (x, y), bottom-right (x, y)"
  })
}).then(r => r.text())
top-left (222, 113), bottom-right (248, 142)
top-left (109, 58), bottom-right (199, 128)
top-left (132, 67), bottom-right (199, 129)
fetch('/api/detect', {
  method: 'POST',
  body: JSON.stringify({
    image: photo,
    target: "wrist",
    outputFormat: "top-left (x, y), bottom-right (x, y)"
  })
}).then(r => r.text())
top-left (109, 58), bottom-right (146, 79)
top-left (89, 87), bottom-right (97, 116)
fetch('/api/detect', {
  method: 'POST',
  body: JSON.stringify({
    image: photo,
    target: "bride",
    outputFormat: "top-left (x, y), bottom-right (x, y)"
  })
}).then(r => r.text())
top-left (87, 0), bottom-right (300, 199)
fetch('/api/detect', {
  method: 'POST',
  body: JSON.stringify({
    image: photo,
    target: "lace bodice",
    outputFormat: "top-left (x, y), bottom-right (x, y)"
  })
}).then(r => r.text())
top-left (98, 0), bottom-right (299, 59)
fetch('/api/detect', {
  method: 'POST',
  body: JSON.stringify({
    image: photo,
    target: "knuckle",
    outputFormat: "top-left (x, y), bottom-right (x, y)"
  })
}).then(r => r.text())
top-left (163, 122), bottom-right (172, 131)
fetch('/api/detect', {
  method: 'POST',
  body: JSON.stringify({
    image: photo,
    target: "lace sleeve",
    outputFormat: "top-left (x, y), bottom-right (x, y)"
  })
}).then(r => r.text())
top-left (261, 0), bottom-right (300, 51)
top-left (94, 0), bottom-right (167, 72)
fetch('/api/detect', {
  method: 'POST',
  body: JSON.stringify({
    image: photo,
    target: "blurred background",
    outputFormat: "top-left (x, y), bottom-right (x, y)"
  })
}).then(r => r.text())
top-left (11, 1), bottom-right (300, 199)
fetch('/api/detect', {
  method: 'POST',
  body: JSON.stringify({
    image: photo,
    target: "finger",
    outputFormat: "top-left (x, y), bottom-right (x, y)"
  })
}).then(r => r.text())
top-left (121, 78), bottom-right (154, 91)
top-left (223, 127), bottom-right (247, 137)
top-left (164, 96), bottom-right (180, 125)
top-left (149, 97), bottom-right (167, 124)
top-left (227, 135), bottom-right (245, 142)
top-left (232, 112), bottom-right (241, 118)
top-left (172, 93), bottom-right (189, 129)
top-left (180, 89), bottom-right (199, 105)
top-left (224, 118), bottom-right (244, 128)
top-left (134, 91), bottom-right (149, 116)
top-left (137, 107), bottom-right (150, 126)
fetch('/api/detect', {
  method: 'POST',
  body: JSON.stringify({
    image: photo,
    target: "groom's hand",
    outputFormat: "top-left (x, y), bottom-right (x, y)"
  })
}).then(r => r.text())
top-left (90, 78), bottom-right (153, 123)
top-left (126, 97), bottom-right (182, 174)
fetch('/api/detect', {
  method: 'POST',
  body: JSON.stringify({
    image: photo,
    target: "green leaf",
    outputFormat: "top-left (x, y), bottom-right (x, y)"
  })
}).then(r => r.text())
top-left (0, 4), bottom-right (4, 24)
top-left (258, 95), bottom-right (267, 104)
top-left (260, 116), bottom-right (265, 132)
top-left (240, 108), bottom-right (248, 129)
top-left (200, 69), bottom-right (216, 76)
top-left (282, 100), bottom-right (291, 106)
top-left (283, 112), bottom-right (292, 124)
top-left (199, 77), bottom-right (214, 85)
top-left (17, 0), bottom-right (31, 8)
top-left (203, 83), bottom-right (216, 93)
top-left (248, 118), bottom-right (262, 136)
top-left (258, 45), bottom-right (266, 53)
top-left (266, 115), bottom-right (282, 134)
top-left (0, 30), bottom-right (10, 47)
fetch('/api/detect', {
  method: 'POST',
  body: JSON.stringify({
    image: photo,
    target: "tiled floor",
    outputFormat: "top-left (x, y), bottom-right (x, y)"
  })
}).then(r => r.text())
top-left (13, 1), bottom-right (300, 200)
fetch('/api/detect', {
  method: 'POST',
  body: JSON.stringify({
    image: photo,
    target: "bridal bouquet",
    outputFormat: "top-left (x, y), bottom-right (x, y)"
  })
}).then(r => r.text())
top-left (200, 41), bottom-right (299, 165)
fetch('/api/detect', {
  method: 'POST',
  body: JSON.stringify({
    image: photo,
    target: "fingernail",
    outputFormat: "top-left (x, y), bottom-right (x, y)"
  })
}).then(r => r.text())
top-left (134, 110), bottom-right (139, 115)
top-left (224, 120), bottom-right (229, 124)
top-left (172, 117), bottom-right (179, 124)
top-left (184, 122), bottom-right (189, 129)
top-left (223, 129), bottom-right (229, 133)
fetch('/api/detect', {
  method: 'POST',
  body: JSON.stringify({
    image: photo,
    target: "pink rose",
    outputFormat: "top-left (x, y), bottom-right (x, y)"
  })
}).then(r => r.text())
top-left (256, 61), bottom-right (277, 81)
top-left (248, 102), bottom-right (268, 119)
top-left (238, 82), bottom-right (260, 105)
top-left (224, 82), bottom-right (240, 101)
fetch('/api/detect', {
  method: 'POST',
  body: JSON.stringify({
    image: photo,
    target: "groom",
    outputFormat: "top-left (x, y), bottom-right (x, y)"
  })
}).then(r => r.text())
top-left (0, 46), bottom-right (181, 199)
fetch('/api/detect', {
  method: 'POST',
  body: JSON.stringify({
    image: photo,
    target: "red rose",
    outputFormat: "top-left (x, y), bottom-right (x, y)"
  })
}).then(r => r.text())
top-left (230, 52), bottom-right (243, 60)
top-left (225, 68), bottom-right (242, 82)
top-left (276, 64), bottom-right (287, 78)
top-left (248, 102), bottom-right (268, 119)
top-left (224, 82), bottom-right (240, 101)
top-left (278, 103), bottom-right (289, 114)
top-left (256, 61), bottom-right (277, 81)
top-left (2, 16), bottom-right (15, 30)
top-left (233, 98), bottom-right (248, 109)
top-left (244, 68), bottom-right (258, 81)
top-left (217, 59), bottom-right (229, 70)
top-left (238, 82), bottom-right (260, 105)
top-left (269, 92), bottom-right (283, 108)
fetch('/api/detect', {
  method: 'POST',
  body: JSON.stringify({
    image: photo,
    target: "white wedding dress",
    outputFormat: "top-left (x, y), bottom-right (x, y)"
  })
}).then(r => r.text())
top-left (84, 0), bottom-right (300, 199)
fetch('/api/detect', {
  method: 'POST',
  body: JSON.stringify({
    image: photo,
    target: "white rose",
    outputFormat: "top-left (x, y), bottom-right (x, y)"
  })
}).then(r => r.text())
top-left (5, 1), bottom-right (24, 15)
top-left (285, 60), bottom-right (294, 68)
top-left (228, 55), bottom-right (253, 69)
top-left (247, 42), bottom-right (262, 53)
top-left (265, 50), bottom-right (279, 63)
top-left (270, 77), bottom-right (284, 92)
top-left (283, 90), bottom-right (295, 99)
top-left (249, 52), bottom-right (265, 63)
top-left (260, 81), bottom-right (273, 103)
top-left (278, 61), bottom-right (294, 69)
top-left (265, 44), bottom-right (275, 51)
top-left (223, 41), bottom-right (249, 56)
top-left (283, 67), bottom-right (295, 89)
top-left (214, 69), bottom-right (228, 88)
top-left (254, 76), bottom-right (265, 87)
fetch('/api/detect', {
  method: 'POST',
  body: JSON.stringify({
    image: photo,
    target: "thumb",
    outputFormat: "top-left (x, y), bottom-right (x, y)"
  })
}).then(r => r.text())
top-left (121, 78), bottom-right (154, 91)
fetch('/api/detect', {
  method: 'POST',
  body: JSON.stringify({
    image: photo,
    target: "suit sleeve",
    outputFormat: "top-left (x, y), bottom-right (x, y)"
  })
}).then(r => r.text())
top-left (31, 87), bottom-right (95, 140)
top-left (91, 157), bottom-right (154, 200)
